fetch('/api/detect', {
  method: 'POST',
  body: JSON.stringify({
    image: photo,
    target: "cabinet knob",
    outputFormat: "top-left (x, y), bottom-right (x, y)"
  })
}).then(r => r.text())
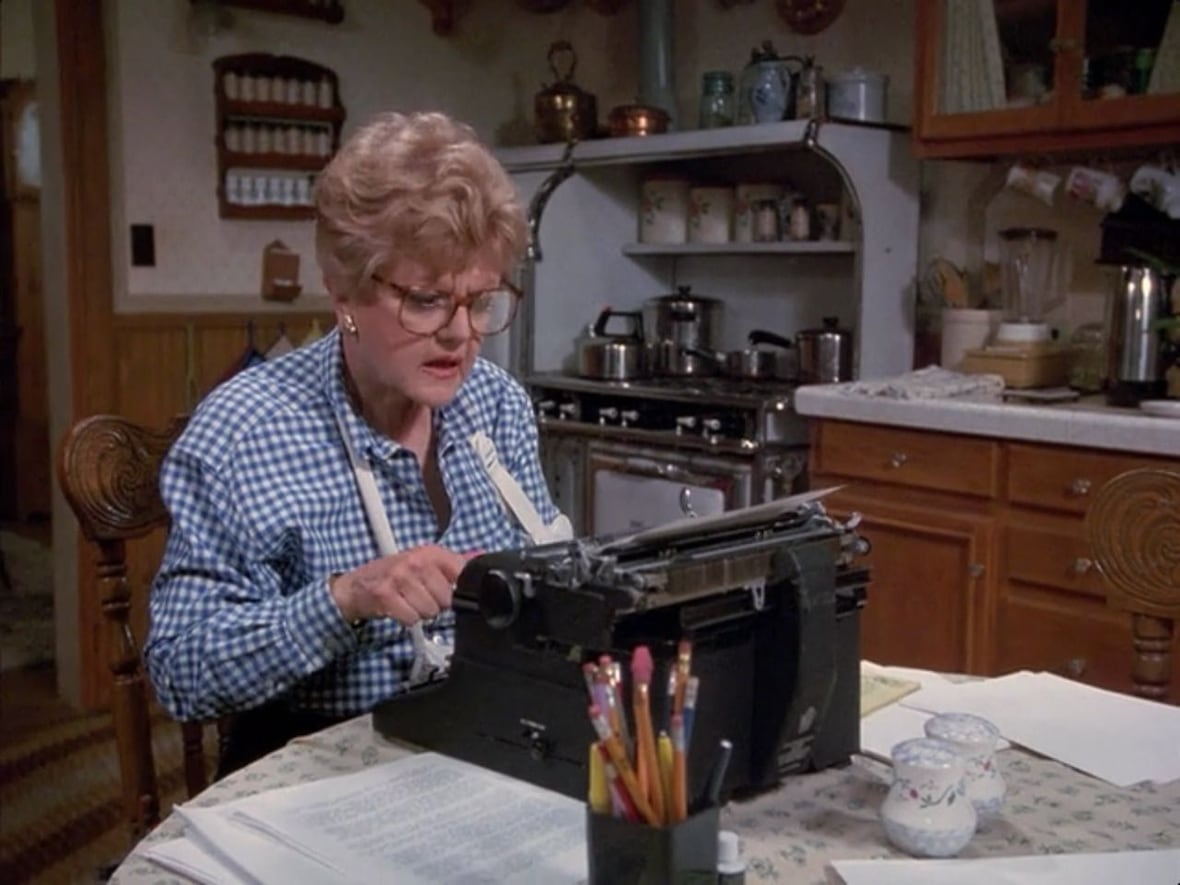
top-left (888, 452), bottom-right (908, 469)
top-left (1071, 557), bottom-right (1093, 575)
top-left (1067, 478), bottom-right (1092, 497)
top-left (967, 563), bottom-right (985, 578)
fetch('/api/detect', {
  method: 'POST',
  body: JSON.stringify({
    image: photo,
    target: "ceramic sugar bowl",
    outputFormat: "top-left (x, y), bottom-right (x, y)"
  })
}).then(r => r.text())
top-left (880, 737), bottom-right (977, 858)
top-left (925, 712), bottom-right (1006, 819)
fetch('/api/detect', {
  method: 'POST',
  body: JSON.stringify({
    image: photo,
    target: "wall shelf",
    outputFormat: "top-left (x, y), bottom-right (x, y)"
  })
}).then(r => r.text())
top-left (622, 241), bottom-right (857, 256)
top-left (221, 151), bottom-right (329, 172)
top-left (212, 53), bottom-right (345, 220)
top-left (495, 119), bottom-right (908, 173)
top-left (220, 99), bottom-right (344, 125)
top-left (220, 204), bottom-right (315, 221)
top-left (218, 0), bottom-right (345, 24)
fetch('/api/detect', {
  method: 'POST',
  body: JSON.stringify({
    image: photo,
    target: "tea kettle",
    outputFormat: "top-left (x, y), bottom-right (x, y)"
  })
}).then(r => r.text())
top-left (534, 40), bottom-right (598, 144)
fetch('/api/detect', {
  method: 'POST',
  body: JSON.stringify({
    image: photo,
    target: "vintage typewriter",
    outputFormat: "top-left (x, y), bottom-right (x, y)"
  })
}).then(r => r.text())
top-left (373, 492), bottom-right (870, 803)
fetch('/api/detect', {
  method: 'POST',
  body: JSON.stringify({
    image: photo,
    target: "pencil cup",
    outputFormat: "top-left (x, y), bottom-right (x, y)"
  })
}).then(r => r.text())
top-left (586, 805), bottom-right (720, 885)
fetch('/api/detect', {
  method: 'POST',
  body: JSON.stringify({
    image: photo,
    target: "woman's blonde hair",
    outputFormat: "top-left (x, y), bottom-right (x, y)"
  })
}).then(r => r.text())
top-left (315, 111), bottom-right (526, 298)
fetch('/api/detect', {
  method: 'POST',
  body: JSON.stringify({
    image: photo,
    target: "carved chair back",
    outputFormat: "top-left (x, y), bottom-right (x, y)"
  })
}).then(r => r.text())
top-left (1086, 467), bottom-right (1180, 703)
top-left (57, 414), bottom-right (220, 843)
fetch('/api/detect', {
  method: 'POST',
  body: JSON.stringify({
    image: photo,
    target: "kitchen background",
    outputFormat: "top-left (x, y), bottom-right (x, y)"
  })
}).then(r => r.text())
top-left (3, 0), bottom-right (1121, 323)
top-left (2, 0), bottom-right (1172, 704)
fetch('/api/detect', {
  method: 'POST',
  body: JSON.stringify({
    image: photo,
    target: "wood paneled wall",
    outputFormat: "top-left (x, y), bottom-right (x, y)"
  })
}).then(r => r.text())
top-left (90, 310), bottom-right (335, 709)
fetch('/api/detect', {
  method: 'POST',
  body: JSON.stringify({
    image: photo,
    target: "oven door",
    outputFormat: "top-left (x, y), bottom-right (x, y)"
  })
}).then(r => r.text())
top-left (585, 441), bottom-right (753, 537)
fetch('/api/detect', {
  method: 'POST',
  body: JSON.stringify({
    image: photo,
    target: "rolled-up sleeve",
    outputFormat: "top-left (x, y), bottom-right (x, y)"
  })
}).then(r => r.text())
top-left (144, 446), bottom-right (357, 721)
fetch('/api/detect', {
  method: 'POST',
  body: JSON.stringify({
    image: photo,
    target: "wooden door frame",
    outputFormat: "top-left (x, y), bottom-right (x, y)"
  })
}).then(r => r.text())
top-left (55, 0), bottom-right (117, 709)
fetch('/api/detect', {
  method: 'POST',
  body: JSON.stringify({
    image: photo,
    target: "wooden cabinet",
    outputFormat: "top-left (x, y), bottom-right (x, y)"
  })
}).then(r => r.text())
top-left (812, 422), bottom-right (999, 675)
top-left (212, 54), bottom-right (345, 220)
top-left (810, 418), bottom-right (1180, 702)
top-left (913, 0), bottom-right (1180, 157)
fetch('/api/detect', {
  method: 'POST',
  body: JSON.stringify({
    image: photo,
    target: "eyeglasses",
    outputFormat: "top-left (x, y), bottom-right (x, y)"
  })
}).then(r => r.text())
top-left (370, 275), bottom-right (522, 337)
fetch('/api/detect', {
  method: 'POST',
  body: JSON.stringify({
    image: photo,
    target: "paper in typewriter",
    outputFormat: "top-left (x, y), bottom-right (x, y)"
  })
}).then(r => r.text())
top-left (599, 486), bottom-right (843, 553)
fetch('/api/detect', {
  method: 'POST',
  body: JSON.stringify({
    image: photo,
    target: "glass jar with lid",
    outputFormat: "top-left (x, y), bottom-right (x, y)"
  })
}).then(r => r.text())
top-left (698, 70), bottom-right (735, 129)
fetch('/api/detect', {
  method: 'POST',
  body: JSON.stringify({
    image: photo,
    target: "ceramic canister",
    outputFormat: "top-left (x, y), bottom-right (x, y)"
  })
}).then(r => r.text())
top-left (881, 737), bottom-right (977, 858)
top-left (924, 712), bottom-right (1006, 819)
top-left (640, 177), bottom-right (691, 244)
top-left (734, 182), bottom-right (785, 243)
top-left (688, 186), bottom-right (735, 244)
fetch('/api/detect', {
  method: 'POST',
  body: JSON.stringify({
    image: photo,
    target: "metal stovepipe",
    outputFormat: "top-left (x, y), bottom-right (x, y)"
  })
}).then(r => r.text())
top-left (511, 141), bottom-right (576, 380)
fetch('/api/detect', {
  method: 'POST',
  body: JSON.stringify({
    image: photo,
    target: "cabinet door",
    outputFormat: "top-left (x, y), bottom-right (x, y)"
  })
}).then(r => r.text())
top-left (1057, 0), bottom-right (1180, 132)
top-left (825, 491), bottom-right (994, 675)
top-left (914, 0), bottom-right (1062, 144)
top-left (914, 0), bottom-right (1180, 155)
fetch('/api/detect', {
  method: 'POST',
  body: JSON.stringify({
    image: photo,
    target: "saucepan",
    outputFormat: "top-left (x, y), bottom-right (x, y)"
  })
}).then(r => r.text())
top-left (685, 329), bottom-right (795, 380)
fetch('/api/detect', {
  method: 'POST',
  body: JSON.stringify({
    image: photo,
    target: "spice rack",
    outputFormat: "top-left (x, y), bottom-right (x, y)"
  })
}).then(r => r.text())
top-left (213, 53), bottom-right (345, 220)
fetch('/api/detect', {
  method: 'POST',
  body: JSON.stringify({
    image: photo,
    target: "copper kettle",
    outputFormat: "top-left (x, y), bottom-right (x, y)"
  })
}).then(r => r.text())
top-left (534, 40), bottom-right (598, 144)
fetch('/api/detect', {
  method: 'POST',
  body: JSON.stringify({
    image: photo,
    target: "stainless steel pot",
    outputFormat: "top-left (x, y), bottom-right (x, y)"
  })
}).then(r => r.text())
top-left (643, 285), bottom-right (723, 376)
top-left (796, 316), bottom-right (853, 383)
top-left (576, 308), bottom-right (648, 380)
top-left (684, 329), bottom-right (795, 380)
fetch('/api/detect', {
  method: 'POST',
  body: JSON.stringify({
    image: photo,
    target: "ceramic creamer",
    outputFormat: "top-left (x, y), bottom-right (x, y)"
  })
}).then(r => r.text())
top-left (925, 712), bottom-right (1006, 819)
top-left (881, 737), bottom-right (977, 858)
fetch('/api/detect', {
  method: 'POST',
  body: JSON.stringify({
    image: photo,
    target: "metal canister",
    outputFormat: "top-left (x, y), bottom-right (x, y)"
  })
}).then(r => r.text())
top-left (795, 59), bottom-right (824, 120)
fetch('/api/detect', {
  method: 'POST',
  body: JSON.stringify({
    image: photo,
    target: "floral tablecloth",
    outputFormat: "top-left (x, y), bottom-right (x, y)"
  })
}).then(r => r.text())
top-left (112, 715), bottom-right (1180, 884)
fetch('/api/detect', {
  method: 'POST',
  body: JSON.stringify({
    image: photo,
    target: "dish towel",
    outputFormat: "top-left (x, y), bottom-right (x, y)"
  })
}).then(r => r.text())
top-left (837, 365), bottom-right (1005, 400)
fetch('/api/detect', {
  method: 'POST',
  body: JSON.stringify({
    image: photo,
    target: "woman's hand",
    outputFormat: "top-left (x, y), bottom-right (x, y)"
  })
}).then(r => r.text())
top-left (329, 545), bottom-right (467, 626)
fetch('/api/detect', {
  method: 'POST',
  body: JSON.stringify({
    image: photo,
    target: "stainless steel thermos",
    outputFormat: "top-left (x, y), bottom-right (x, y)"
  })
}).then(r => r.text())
top-left (1106, 264), bottom-right (1170, 405)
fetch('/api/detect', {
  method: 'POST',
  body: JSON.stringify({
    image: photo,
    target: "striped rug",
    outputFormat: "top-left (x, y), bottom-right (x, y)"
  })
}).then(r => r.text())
top-left (0, 706), bottom-right (215, 884)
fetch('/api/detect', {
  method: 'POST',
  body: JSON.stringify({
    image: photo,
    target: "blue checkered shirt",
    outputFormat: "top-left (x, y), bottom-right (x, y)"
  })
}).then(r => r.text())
top-left (145, 329), bottom-right (560, 721)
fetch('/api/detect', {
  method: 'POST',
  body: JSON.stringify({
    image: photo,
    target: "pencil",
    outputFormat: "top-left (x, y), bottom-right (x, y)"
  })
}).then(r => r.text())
top-left (588, 741), bottom-right (610, 814)
top-left (589, 705), bottom-right (660, 826)
top-left (670, 712), bottom-right (688, 823)
top-left (630, 646), bottom-right (665, 825)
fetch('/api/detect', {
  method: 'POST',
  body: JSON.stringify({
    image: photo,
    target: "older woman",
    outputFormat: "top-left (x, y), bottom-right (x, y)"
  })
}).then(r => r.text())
top-left (145, 111), bottom-right (567, 772)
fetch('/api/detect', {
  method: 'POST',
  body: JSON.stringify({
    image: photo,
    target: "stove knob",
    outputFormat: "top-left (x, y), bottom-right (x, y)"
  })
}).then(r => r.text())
top-left (535, 399), bottom-right (556, 420)
top-left (675, 416), bottom-right (697, 435)
top-left (598, 407), bottom-right (619, 425)
top-left (702, 417), bottom-right (722, 445)
top-left (557, 403), bottom-right (578, 420)
top-left (619, 409), bottom-right (639, 427)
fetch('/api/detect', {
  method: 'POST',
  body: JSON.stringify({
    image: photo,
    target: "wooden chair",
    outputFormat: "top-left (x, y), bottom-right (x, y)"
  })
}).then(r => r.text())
top-left (1086, 467), bottom-right (1180, 703)
top-left (57, 413), bottom-right (222, 844)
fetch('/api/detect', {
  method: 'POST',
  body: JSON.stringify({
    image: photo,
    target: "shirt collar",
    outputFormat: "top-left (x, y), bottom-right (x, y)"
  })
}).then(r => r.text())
top-left (320, 328), bottom-right (481, 463)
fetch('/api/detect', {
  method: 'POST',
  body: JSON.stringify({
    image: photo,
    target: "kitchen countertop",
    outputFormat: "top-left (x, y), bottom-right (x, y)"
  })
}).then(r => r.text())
top-left (793, 384), bottom-right (1180, 458)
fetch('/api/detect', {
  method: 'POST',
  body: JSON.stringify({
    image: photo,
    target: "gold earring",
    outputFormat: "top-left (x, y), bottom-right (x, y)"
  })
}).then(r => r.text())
top-left (342, 314), bottom-right (359, 337)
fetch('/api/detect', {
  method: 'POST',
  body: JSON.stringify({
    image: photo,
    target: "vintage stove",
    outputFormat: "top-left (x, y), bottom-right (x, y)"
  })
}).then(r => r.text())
top-left (527, 373), bottom-right (809, 536)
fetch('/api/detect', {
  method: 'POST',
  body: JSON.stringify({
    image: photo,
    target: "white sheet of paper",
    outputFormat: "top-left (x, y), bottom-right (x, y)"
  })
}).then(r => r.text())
top-left (224, 752), bottom-right (588, 884)
top-left (141, 837), bottom-right (242, 885)
top-left (860, 702), bottom-right (939, 762)
top-left (829, 848), bottom-right (1180, 885)
top-left (900, 671), bottom-right (1180, 786)
top-left (177, 804), bottom-right (348, 884)
top-left (598, 486), bottom-right (843, 552)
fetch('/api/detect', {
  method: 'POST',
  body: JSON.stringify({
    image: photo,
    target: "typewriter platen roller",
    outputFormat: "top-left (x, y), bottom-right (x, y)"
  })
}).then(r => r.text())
top-left (372, 494), bottom-right (870, 802)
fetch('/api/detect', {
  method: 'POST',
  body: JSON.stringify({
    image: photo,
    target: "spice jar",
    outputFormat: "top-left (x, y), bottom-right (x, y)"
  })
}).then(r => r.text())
top-left (698, 70), bottom-right (736, 129)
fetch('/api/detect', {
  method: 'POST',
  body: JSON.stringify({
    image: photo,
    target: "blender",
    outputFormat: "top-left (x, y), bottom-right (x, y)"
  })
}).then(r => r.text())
top-left (960, 227), bottom-right (1074, 387)
top-left (995, 227), bottom-right (1064, 345)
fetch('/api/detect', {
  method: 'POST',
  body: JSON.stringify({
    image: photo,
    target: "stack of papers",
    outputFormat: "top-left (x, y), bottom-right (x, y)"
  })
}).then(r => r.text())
top-left (143, 753), bottom-right (588, 884)
top-left (858, 665), bottom-right (1180, 786)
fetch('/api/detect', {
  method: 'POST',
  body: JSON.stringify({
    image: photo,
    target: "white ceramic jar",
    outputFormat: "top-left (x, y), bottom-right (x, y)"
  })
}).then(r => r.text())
top-left (639, 177), bottom-right (691, 244)
top-left (688, 186), bottom-right (735, 244)
top-left (881, 737), bottom-right (977, 858)
top-left (924, 712), bottom-right (1007, 819)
